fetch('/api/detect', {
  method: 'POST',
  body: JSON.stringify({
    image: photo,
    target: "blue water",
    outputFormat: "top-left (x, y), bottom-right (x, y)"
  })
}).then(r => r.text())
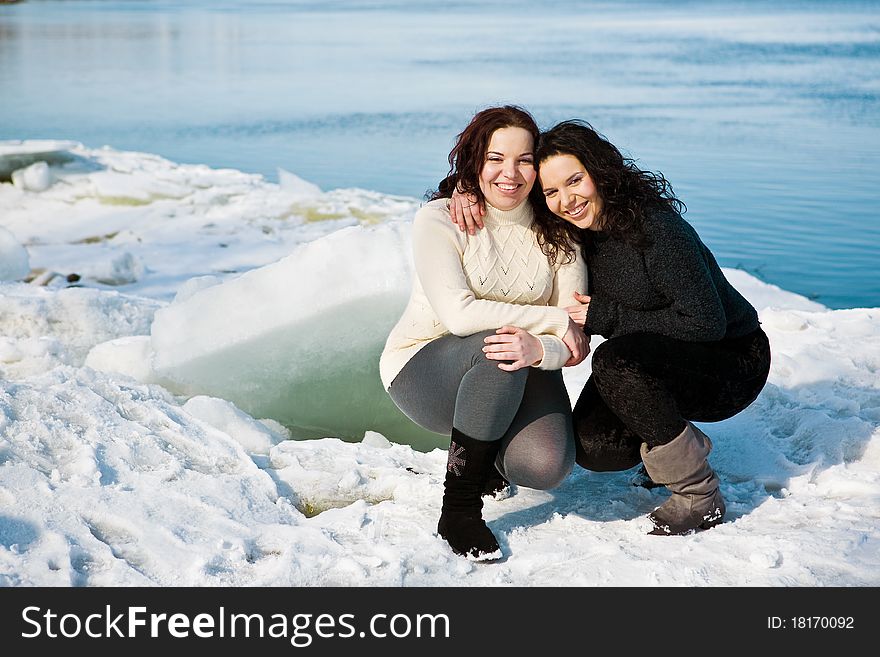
top-left (2, 0), bottom-right (879, 309)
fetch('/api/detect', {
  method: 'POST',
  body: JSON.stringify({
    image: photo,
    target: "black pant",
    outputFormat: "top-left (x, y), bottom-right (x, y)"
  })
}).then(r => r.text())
top-left (573, 327), bottom-right (771, 471)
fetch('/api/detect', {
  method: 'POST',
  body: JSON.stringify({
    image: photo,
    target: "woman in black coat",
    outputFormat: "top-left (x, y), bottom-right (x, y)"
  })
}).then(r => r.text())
top-left (532, 120), bottom-right (771, 535)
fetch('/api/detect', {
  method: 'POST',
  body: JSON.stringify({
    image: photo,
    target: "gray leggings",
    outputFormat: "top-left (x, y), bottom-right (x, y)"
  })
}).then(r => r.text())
top-left (388, 330), bottom-right (575, 490)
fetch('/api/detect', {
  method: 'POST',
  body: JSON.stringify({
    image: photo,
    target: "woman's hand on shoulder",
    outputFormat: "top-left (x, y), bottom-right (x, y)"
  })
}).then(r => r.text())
top-left (449, 189), bottom-right (485, 235)
top-left (562, 318), bottom-right (590, 367)
top-left (482, 326), bottom-right (542, 371)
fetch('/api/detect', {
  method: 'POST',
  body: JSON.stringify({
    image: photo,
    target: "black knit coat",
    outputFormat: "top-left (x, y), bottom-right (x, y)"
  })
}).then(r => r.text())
top-left (583, 211), bottom-right (759, 342)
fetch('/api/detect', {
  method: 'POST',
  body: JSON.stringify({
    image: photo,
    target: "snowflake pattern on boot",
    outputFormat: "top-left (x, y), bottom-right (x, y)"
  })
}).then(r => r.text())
top-left (446, 441), bottom-right (466, 476)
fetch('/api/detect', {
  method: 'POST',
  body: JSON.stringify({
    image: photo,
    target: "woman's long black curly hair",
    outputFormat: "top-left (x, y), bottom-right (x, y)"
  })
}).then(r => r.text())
top-left (533, 120), bottom-right (685, 264)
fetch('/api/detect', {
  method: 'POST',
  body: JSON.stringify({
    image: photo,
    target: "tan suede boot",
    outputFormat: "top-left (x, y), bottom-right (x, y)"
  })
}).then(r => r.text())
top-left (639, 422), bottom-right (725, 535)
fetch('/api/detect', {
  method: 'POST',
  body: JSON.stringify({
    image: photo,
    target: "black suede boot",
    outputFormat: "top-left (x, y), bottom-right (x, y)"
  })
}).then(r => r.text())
top-left (437, 429), bottom-right (503, 561)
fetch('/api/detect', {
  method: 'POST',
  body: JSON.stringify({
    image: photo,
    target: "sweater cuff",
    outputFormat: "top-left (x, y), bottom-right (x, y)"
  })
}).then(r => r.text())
top-left (545, 307), bottom-right (572, 339)
top-left (534, 335), bottom-right (569, 371)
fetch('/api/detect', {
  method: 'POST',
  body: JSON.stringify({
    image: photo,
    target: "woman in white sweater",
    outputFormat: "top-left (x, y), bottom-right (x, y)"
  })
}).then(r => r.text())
top-left (379, 106), bottom-right (588, 560)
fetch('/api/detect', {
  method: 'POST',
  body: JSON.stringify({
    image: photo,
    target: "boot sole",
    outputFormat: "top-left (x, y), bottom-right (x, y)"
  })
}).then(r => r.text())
top-left (466, 548), bottom-right (503, 562)
top-left (438, 524), bottom-right (502, 561)
top-left (647, 515), bottom-right (724, 536)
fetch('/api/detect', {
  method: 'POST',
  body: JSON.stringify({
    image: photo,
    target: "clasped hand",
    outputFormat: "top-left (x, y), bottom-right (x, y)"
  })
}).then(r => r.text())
top-left (564, 292), bottom-right (591, 327)
top-left (482, 320), bottom-right (589, 371)
top-left (562, 318), bottom-right (590, 366)
top-left (482, 326), bottom-right (542, 371)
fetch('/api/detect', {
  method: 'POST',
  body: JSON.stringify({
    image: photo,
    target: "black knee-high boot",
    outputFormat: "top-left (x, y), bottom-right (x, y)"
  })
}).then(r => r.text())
top-left (437, 428), bottom-right (503, 561)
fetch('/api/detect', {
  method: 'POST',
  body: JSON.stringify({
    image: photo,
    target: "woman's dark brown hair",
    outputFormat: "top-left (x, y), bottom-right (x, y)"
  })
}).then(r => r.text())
top-left (430, 105), bottom-right (540, 205)
top-left (533, 120), bottom-right (685, 264)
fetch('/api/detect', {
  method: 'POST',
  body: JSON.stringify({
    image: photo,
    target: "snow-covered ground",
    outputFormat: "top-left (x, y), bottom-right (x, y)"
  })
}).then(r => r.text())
top-left (1, 142), bottom-right (877, 586)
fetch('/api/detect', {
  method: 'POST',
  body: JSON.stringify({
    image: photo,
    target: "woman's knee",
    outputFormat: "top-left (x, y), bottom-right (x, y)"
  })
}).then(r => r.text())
top-left (461, 329), bottom-right (500, 364)
top-left (591, 335), bottom-right (642, 377)
top-left (591, 334), bottom-right (657, 399)
top-left (458, 338), bottom-right (529, 407)
top-left (503, 447), bottom-right (574, 490)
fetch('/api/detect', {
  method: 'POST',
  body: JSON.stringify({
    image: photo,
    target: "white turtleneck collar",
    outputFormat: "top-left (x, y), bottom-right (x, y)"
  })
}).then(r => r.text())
top-left (482, 200), bottom-right (534, 227)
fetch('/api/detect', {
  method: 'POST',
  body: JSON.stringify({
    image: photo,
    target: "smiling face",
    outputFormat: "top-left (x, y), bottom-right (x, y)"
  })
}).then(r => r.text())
top-left (539, 153), bottom-right (603, 230)
top-left (478, 127), bottom-right (536, 211)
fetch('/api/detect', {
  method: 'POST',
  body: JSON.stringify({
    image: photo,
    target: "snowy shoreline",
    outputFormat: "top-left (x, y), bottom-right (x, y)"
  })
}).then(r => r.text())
top-left (1, 142), bottom-right (878, 586)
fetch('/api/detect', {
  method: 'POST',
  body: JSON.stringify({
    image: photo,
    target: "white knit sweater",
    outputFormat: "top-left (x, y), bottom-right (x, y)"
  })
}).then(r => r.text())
top-left (380, 198), bottom-right (587, 389)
